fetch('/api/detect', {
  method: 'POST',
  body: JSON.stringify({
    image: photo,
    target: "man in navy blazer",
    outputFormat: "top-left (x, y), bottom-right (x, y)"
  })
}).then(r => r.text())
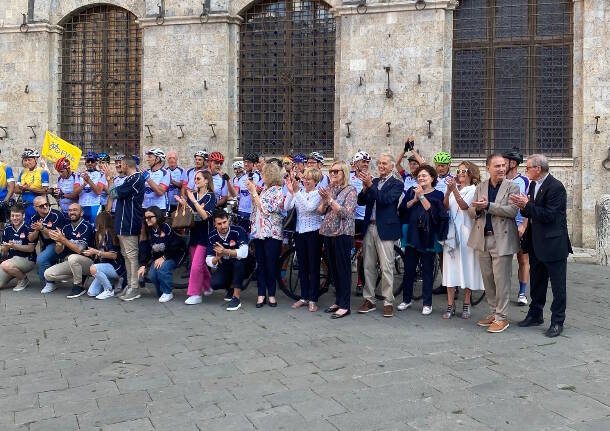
top-left (510, 154), bottom-right (572, 338)
top-left (356, 154), bottom-right (403, 317)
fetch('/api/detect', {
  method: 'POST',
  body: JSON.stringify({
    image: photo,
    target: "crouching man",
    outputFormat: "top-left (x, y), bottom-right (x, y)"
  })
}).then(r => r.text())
top-left (0, 204), bottom-right (36, 291)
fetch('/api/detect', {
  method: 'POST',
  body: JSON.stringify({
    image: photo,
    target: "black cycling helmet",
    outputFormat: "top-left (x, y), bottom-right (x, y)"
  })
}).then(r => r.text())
top-left (244, 152), bottom-right (259, 163)
top-left (502, 148), bottom-right (524, 165)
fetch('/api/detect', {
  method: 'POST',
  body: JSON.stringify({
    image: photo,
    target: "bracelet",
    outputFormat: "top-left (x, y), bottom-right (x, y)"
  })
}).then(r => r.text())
top-left (328, 198), bottom-right (334, 206)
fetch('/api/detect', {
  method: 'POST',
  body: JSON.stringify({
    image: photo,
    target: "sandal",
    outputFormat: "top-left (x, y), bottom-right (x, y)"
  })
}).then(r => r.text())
top-left (291, 299), bottom-right (308, 309)
top-left (309, 302), bottom-right (318, 312)
top-left (442, 304), bottom-right (455, 320)
top-left (461, 303), bottom-right (471, 319)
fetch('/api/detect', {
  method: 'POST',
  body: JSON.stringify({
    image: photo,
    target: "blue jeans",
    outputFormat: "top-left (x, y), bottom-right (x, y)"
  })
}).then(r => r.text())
top-left (88, 263), bottom-right (120, 296)
top-left (37, 244), bottom-right (60, 283)
top-left (148, 259), bottom-right (177, 296)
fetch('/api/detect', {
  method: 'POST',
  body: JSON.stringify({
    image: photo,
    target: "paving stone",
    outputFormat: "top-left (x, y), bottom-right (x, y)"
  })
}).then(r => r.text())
top-left (101, 417), bottom-right (155, 431)
top-left (235, 355), bottom-right (288, 374)
top-left (29, 415), bottom-right (79, 431)
top-left (14, 406), bottom-right (55, 425)
top-left (407, 412), bottom-right (495, 431)
top-left (39, 380), bottom-right (119, 405)
top-left (194, 414), bottom-right (256, 431)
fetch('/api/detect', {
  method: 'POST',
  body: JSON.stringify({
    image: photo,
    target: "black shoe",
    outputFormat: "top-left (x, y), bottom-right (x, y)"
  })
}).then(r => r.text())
top-left (67, 285), bottom-right (86, 299)
top-left (331, 310), bottom-right (351, 319)
top-left (268, 299), bottom-right (278, 308)
top-left (432, 285), bottom-right (447, 295)
top-left (256, 297), bottom-right (266, 308)
top-left (545, 324), bottom-right (563, 338)
top-left (224, 289), bottom-right (234, 302)
top-left (518, 315), bottom-right (544, 327)
top-left (324, 305), bottom-right (340, 313)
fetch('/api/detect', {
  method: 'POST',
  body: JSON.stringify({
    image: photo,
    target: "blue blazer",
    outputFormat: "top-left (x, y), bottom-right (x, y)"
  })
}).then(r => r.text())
top-left (357, 176), bottom-right (403, 241)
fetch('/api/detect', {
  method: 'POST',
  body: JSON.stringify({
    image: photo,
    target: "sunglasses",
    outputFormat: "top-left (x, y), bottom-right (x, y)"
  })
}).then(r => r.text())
top-left (329, 169), bottom-right (341, 175)
top-left (144, 215), bottom-right (156, 220)
top-left (456, 169), bottom-right (470, 174)
top-left (36, 203), bottom-right (50, 209)
top-left (86, 159), bottom-right (97, 163)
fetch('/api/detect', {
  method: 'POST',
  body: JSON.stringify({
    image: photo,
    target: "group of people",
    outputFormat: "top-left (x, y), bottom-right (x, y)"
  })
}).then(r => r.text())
top-left (0, 143), bottom-right (571, 337)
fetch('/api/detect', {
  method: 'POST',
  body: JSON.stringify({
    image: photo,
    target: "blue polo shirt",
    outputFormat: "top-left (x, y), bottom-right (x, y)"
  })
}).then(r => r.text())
top-left (188, 192), bottom-right (216, 246)
top-left (113, 172), bottom-right (146, 236)
top-left (30, 209), bottom-right (65, 247)
top-left (206, 225), bottom-right (248, 262)
top-left (61, 218), bottom-right (95, 258)
top-left (2, 222), bottom-right (36, 261)
top-left (149, 222), bottom-right (173, 260)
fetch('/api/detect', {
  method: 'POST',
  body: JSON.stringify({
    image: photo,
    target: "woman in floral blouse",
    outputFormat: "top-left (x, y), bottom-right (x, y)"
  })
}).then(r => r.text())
top-left (246, 161), bottom-right (284, 308)
top-left (318, 160), bottom-right (357, 319)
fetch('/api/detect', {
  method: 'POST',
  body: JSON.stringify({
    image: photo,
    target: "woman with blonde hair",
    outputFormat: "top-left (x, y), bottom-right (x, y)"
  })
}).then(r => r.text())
top-left (285, 167), bottom-right (323, 312)
top-left (318, 160), bottom-right (357, 319)
top-left (246, 161), bottom-right (284, 307)
top-left (441, 160), bottom-right (483, 319)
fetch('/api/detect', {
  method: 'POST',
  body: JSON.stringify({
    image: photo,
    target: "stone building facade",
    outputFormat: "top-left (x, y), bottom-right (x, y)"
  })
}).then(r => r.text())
top-left (0, 0), bottom-right (609, 248)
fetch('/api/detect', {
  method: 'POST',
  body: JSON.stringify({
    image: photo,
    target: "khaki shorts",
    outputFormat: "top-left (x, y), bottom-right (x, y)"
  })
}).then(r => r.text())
top-left (0, 256), bottom-right (36, 287)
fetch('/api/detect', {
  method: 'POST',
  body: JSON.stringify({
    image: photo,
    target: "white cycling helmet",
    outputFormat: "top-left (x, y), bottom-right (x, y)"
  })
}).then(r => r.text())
top-left (194, 149), bottom-right (209, 159)
top-left (352, 150), bottom-right (371, 163)
top-left (146, 148), bottom-right (166, 163)
top-left (232, 161), bottom-right (244, 170)
top-left (308, 151), bottom-right (324, 163)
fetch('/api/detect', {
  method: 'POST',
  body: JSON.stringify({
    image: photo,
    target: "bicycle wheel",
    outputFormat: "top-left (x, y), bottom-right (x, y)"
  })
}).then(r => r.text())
top-left (392, 249), bottom-right (440, 301)
top-left (277, 247), bottom-right (330, 300)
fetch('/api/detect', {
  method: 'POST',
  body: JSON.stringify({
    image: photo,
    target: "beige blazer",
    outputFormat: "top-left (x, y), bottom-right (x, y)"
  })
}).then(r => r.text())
top-left (467, 179), bottom-right (520, 256)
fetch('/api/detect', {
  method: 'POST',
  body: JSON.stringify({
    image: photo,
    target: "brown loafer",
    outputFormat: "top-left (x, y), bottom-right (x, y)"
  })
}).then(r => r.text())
top-left (383, 304), bottom-right (393, 318)
top-left (477, 314), bottom-right (495, 327)
top-left (358, 299), bottom-right (376, 314)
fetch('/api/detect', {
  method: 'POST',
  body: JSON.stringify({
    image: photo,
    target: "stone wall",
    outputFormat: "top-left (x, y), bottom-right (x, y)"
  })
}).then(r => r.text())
top-left (1, 0), bottom-right (609, 248)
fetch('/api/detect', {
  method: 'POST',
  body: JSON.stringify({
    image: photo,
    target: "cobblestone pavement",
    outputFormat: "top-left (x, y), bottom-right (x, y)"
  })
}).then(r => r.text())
top-left (1, 262), bottom-right (609, 431)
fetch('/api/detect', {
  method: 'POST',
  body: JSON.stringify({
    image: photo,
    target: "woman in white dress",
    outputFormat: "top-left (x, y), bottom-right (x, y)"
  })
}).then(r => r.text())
top-left (441, 161), bottom-right (484, 319)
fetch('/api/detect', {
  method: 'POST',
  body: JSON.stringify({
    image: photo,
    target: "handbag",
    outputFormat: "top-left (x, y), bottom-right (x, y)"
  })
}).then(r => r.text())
top-left (171, 203), bottom-right (194, 229)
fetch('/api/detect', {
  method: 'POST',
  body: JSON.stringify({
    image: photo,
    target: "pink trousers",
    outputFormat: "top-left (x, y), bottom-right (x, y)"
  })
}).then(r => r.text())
top-left (187, 245), bottom-right (211, 296)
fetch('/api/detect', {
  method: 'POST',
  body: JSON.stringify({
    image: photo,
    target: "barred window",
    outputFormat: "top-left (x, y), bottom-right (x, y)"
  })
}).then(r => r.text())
top-left (60, 5), bottom-right (142, 156)
top-left (452, 0), bottom-right (573, 158)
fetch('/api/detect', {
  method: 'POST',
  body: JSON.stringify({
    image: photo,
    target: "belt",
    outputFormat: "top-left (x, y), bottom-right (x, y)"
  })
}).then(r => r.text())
top-left (484, 230), bottom-right (494, 236)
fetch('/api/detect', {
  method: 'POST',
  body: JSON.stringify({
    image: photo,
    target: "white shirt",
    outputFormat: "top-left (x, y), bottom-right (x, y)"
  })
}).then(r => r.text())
top-left (533, 173), bottom-right (549, 200)
top-left (143, 168), bottom-right (170, 209)
top-left (284, 189), bottom-right (323, 233)
top-left (77, 170), bottom-right (107, 207)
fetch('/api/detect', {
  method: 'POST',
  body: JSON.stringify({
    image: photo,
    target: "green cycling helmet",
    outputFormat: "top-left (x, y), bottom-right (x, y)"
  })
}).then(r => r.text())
top-left (433, 151), bottom-right (452, 164)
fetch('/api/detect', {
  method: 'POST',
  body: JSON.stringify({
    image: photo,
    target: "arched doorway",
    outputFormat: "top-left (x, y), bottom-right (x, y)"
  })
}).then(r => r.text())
top-left (239, 0), bottom-right (336, 156)
top-left (59, 4), bottom-right (142, 156)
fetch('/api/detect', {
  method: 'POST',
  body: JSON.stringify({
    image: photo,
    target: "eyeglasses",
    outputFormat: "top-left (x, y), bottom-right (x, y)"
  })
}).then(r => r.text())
top-left (329, 169), bottom-right (341, 175)
top-left (456, 169), bottom-right (470, 174)
top-left (525, 165), bottom-right (539, 171)
top-left (144, 215), bottom-right (156, 220)
top-left (35, 203), bottom-right (49, 209)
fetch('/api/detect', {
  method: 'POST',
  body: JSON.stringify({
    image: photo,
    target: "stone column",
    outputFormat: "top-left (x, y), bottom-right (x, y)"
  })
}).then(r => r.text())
top-left (596, 195), bottom-right (610, 266)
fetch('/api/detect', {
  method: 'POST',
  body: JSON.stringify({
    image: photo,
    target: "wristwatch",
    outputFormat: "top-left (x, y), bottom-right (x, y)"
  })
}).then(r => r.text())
top-left (418, 195), bottom-right (425, 201)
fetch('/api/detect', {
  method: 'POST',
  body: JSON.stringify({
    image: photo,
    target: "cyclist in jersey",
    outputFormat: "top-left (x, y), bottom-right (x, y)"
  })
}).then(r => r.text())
top-left (110, 154), bottom-right (127, 215)
top-left (232, 160), bottom-right (244, 191)
top-left (292, 153), bottom-right (307, 179)
top-left (396, 137), bottom-right (425, 192)
top-left (503, 148), bottom-right (530, 306)
top-left (350, 150), bottom-right (371, 296)
top-left (143, 148), bottom-right (170, 212)
top-left (0, 149), bottom-right (16, 230)
top-left (307, 151), bottom-right (329, 189)
top-left (97, 153), bottom-right (111, 210)
top-left (76, 151), bottom-right (107, 226)
top-left (207, 151), bottom-right (233, 207)
top-left (53, 157), bottom-right (80, 217)
top-left (166, 150), bottom-right (184, 214)
top-left (182, 149), bottom-right (208, 197)
top-left (234, 153), bottom-right (263, 231)
top-left (16, 149), bottom-right (49, 224)
top-left (206, 209), bottom-right (249, 311)
top-left (432, 151), bottom-right (453, 194)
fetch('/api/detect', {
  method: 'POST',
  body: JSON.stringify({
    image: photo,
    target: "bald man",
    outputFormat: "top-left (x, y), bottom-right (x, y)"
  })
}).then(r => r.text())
top-left (44, 203), bottom-right (95, 297)
top-left (166, 151), bottom-right (184, 214)
top-left (29, 196), bottom-right (65, 292)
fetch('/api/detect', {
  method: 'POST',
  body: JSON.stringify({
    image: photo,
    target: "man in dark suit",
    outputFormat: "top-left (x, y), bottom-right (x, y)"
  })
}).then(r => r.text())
top-left (356, 154), bottom-right (404, 317)
top-left (510, 154), bottom-right (572, 337)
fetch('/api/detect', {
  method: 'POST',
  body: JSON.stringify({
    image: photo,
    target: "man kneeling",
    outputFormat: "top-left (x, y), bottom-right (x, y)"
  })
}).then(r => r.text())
top-left (44, 203), bottom-right (95, 298)
top-left (0, 204), bottom-right (36, 291)
top-left (206, 209), bottom-right (249, 311)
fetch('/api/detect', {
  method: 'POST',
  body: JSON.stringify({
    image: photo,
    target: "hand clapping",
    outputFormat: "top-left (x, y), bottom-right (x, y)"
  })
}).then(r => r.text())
top-left (509, 193), bottom-right (529, 209)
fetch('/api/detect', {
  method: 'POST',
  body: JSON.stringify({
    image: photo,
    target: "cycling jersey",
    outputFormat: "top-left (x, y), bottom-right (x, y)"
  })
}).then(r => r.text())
top-left (17, 167), bottom-right (49, 204)
top-left (236, 171), bottom-right (263, 214)
top-left (77, 170), bottom-right (107, 207)
top-left (509, 172), bottom-right (530, 226)
top-left (57, 172), bottom-right (80, 214)
top-left (435, 173), bottom-right (453, 194)
top-left (143, 168), bottom-right (170, 209)
top-left (166, 166), bottom-right (185, 208)
top-left (349, 171), bottom-right (365, 221)
top-left (110, 175), bottom-right (126, 213)
top-left (0, 162), bottom-right (15, 201)
top-left (211, 173), bottom-right (229, 202)
top-left (317, 173), bottom-right (330, 190)
top-left (401, 172), bottom-right (418, 192)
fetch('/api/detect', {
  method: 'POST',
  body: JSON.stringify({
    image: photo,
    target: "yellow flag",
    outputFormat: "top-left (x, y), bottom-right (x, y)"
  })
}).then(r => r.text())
top-left (41, 131), bottom-right (82, 171)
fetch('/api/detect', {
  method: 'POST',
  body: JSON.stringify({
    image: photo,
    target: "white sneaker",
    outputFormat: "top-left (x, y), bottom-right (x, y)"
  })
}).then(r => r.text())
top-left (422, 306), bottom-right (433, 315)
top-left (87, 288), bottom-right (99, 297)
top-left (13, 277), bottom-right (30, 292)
top-left (96, 290), bottom-right (115, 300)
top-left (41, 283), bottom-right (56, 294)
top-left (185, 295), bottom-right (202, 305)
top-left (517, 294), bottom-right (528, 306)
top-left (397, 302), bottom-right (411, 311)
top-left (159, 293), bottom-right (174, 303)
top-left (203, 289), bottom-right (213, 297)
